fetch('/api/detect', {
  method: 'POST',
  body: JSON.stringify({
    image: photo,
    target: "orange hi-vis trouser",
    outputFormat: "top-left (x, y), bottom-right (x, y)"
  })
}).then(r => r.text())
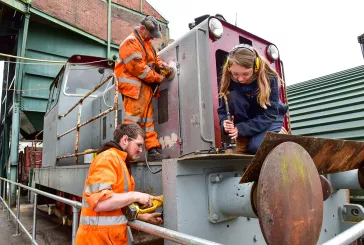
top-left (123, 82), bottom-right (160, 151)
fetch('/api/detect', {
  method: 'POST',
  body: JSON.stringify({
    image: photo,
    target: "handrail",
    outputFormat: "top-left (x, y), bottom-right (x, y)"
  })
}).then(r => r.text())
top-left (56, 73), bottom-right (119, 164)
top-left (0, 177), bottom-right (223, 245)
top-left (195, 27), bottom-right (214, 145)
top-left (128, 220), bottom-right (223, 245)
top-left (0, 177), bottom-right (81, 245)
top-left (322, 220), bottom-right (364, 245)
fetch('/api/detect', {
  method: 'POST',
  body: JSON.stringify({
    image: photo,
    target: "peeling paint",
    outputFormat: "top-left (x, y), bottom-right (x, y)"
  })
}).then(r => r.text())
top-left (191, 114), bottom-right (199, 126)
top-left (159, 133), bottom-right (178, 149)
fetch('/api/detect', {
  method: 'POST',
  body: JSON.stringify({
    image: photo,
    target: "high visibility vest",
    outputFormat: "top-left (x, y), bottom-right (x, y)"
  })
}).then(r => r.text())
top-left (114, 28), bottom-right (164, 99)
top-left (76, 148), bottom-right (135, 245)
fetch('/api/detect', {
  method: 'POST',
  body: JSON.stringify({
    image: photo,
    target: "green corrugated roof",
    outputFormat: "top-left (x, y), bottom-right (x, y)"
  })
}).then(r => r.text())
top-left (287, 65), bottom-right (364, 141)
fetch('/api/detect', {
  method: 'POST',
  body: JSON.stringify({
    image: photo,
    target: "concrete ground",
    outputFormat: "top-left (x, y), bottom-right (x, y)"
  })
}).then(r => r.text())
top-left (0, 200), bottom-right (72, 245)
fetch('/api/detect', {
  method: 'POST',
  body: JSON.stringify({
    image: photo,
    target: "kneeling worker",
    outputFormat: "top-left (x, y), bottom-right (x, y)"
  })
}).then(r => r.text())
top-left (75, 122), bottom-right (163, 245)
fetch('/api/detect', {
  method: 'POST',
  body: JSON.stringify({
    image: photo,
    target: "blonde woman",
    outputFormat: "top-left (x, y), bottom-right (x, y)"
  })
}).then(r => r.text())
top-left (218, 44), bottom-right (288, 154)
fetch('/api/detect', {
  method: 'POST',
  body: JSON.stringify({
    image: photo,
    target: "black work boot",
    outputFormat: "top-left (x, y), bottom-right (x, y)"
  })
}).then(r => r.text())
top-left (147, 147), bottom-right (170, 162)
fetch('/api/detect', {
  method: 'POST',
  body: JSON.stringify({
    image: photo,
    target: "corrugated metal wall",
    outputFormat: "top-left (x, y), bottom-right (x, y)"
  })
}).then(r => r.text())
top-left (287, 65), bottom-right (364, 141)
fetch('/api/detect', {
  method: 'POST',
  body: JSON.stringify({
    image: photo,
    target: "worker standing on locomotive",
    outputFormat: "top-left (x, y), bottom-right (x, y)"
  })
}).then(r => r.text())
top-left (114, 15), bottom-right (175, 161)
top-left (75, 123), bottom-right (163, 245)
top-left (218, 44), bottom-right (288, 154)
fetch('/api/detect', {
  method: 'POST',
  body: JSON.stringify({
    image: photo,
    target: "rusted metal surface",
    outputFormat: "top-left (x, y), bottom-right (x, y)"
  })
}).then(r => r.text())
top-left (320, 175), bottom-right (332, 201)
top-left (59, 74), bottom-right (113, 118)
top-left (56, 149), bottom-right (98, 160)
top-left (57, 74), bottom-right (119, 161)
top-left (57, 106), bottom-right (115, 139)
top-left (113, 73), bottom-right (119, 129)
top-left (241, 132), bottom-right (364, 184)
top-left (257, 142), bottom-right (323, 245)
top-left (75, 103), bottom-right (83, 164)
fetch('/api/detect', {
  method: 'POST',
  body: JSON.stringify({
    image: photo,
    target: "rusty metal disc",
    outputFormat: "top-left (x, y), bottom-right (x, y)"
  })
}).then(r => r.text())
top-left (320, 175), bottom-right (332, 201)
top-left (257, 142), bottom-right (323, 245)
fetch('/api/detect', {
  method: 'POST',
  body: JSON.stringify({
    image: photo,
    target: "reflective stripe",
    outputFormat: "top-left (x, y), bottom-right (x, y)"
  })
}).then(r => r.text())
top-left (115, 157), bottom-right (129, 193)
top-left (124, 114), bottom-right (141, 123)
top-left (123, 52), bottom-right (142, 64)
top-left (138, 66), bottom-right (150, 79)
top-left (145, 126), bottom-right (155, 133)
top-left (124, 114), bottom-right (154, 123)
top-left (85, 183), bottom-right (112, 194)
top-left (80, 215), bottom-right (127, 226)
top-left (142, 117), bottom-right (154, 123)
top-left (118, 77), bottom-right (141, 87)
top-left (117, 58), bottom-right (122, 63)
top-left (82, 198), bottom-right (90, 208)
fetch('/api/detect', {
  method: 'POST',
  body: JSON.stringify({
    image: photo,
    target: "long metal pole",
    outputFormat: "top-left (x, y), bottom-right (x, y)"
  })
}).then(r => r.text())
top-left (72, 206), bottom-right (79, 245)
top-left (10, 12), bottom-right (30, 206)
top-left (322, 220), bottom-right (364, 245)
top-left (0, 177), bottom-right (82, 209)
top-left (194, 28), bottom-right (213, 145)
top-left (2, 180), bottom-right (5, 211)
top-left (75, 103), bottom-right (83, 164)
top-left (7, 182), bottom-right (11, 221)
top-left (128, 220), bottom-right (223, 245)
top-left (14, 185), bottom-right (21, 236)
top-left (32, 193), bottom-right (37, 241)
top-left (114, 74), bottom-right (119, 128)
top-left (107, 0), bottom-right (111, 59)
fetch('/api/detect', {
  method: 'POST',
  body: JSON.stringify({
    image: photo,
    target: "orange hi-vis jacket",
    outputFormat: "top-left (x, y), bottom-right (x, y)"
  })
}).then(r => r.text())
top-left (114, 28), bottom-right (164, 100)
top-left (75, 147), bottom-right (135, 245)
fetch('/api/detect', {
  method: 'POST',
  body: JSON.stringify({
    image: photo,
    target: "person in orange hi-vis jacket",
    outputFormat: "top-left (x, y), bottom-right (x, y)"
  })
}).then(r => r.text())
top-left (75, 122), bottom-right (163, 245)
top-left (114, 15), bottom-right (174, 162)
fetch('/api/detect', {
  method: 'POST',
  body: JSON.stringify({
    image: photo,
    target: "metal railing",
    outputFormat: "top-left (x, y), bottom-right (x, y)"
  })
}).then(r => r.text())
top-left (56, 73), bottom-right (119, 164)
top-left (0, 177), bottom-right (81, 245)
top-left (322, 220), bottom-right (364, 245)
top-left (0, 177), bottom-right (222, 245)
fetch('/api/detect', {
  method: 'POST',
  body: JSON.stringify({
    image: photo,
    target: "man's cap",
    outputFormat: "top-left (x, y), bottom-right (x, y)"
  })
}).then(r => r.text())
top-left (140, 16), bottom-right (162, 38)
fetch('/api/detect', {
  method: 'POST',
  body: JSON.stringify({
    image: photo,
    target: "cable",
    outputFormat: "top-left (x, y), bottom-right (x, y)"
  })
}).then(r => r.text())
top-left (143, 85), bottom-right (162, 174)
top-left (179, 147), bottom-right (220, 158)
top-left (101, 73), bottom-right (114, 108)
top-left (0, 52), bottom-right (65, 63)
top-left (2, 60), bottom-right (64, 65)
top-left (0, 51), bottom-right (111, 66)
top-left (2, 88), bottom-right (49, 92)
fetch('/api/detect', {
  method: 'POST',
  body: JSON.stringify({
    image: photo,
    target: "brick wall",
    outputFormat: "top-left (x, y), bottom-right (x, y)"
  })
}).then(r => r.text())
top-left (111, 7), bottom-right (167, 47)
top-left (111, 0), bottom-right (166, 22)
top-left (32, 0), bottom-right (168, 46)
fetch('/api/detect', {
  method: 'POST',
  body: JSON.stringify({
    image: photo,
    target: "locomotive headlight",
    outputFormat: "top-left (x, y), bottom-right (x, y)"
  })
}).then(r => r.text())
top-left (267, 44), bottom-right (279, 61)
top-left (209, 18), bottom-right (223, 39)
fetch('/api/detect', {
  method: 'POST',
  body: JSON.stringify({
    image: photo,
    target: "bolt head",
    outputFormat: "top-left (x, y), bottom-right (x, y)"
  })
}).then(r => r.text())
top-left (211, 176), bottom-right (220, 183)
top-left (212, 213), bottom-right (219, 221)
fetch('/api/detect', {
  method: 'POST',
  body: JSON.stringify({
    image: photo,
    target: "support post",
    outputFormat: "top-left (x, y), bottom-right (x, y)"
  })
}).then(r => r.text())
top-left (14, 185), bottom-right (21, 236)
top-left (9, 12), bottom-right (30, 206)
top-left (107, 0), bottom-right (111, 58)
top-left (7, 181), bottom-right (11, 221)
top-left (72, 206), bottom-right (79, 245)
top-left (32, 193), bottom-right (37, 241)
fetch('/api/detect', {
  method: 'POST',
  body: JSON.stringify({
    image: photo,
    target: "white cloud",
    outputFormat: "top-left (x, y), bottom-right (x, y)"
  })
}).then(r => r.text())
top-left (147, 0), bottom-right (364, 85)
